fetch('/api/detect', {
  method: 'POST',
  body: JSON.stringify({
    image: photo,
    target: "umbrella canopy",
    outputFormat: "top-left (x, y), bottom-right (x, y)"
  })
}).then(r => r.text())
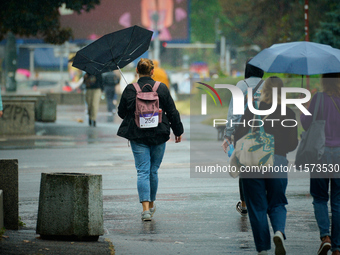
top-left (249, 41), bottom-right (340, 75)
top-left (72, 25), bottom-right (153, 75)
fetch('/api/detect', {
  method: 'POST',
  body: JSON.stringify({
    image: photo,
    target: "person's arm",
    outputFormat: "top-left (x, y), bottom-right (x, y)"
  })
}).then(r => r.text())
top-left (223, 82), bottom-right (246, 150)
top-left (97, 74), bottom-right (104, 91)
top-left (160, 84), bottom-right (184, 138)
top-left (225, 96), bottom-right (242, 138)
top-left (286, 109), bottom-right (299, 152)
top-left (222, 100), bottom-right (236, 152)
top-left (117, 84), bottom-right (135, 119)
top-left (114, 70), bottom-right (121, 83)
top-left (300, 94), bottom-right (317, 131)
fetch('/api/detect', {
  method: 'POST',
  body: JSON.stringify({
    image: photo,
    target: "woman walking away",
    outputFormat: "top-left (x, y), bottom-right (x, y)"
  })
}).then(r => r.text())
top-left (117, 58), bottom-right (184, 221)
top-left (240, 76), bottom-right (298, 255)
top-left (301, 73), bottom-right (340, 255)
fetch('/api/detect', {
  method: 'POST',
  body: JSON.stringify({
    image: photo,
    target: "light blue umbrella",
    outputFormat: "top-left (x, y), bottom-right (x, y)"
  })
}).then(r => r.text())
top-left (249, 41), bottom-right (340, 75)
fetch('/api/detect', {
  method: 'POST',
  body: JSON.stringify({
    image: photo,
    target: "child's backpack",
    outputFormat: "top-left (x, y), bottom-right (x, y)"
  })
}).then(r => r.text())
top-left (133, 82), bottom-right (162, 128)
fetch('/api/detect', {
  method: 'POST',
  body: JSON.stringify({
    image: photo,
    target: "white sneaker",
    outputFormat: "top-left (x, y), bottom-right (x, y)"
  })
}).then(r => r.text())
top-left (258, 251), bottom-right (268, 255)
top-left (150, 204), bottom-right (156, 217)
top-left (273, 231), bottom-right (286, 255)
top-left (141, 210), bottom-right (152, 221)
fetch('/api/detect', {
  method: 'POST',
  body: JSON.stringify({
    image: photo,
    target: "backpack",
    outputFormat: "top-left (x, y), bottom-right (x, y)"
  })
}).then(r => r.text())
top-left (103, 71), bottom-right (120, 86)
top-left (133, 82), bottom-right (162, 128)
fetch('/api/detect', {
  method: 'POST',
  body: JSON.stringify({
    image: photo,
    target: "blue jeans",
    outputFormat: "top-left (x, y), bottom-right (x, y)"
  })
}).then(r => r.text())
top-left (242, 155), bottom-right (288, 252)
top-left (310, 146), bottom-right (340, 252)
top-left (130, 141), bottom-right (166, 203)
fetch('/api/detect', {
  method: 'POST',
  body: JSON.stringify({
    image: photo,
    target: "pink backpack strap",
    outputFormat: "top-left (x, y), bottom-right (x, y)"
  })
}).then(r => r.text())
top-left (132, 82), bottom-right (141, 92)
top-left (152, 81), bottom-right (161, 92)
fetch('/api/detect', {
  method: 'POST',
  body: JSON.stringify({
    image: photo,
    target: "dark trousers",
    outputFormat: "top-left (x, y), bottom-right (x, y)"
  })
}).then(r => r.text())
top-left (239, 178), bottom-right (245, 201)
top-left (104, 86), bottom-right (116, 112)
top-left (242, 155), bottom-right (288, 252)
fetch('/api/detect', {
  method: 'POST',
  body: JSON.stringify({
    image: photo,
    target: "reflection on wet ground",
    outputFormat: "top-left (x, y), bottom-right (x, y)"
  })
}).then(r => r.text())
top-left (0, 109), bottom-right (121, 149)
top-left (0, 105), bottom-right (189, 150)
top-left (238, 216), bottom-right (250, 232)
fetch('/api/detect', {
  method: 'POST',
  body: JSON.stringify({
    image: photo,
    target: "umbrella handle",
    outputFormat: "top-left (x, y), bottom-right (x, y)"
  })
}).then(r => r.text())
top-left (116, 65), bottom-right (129, 85)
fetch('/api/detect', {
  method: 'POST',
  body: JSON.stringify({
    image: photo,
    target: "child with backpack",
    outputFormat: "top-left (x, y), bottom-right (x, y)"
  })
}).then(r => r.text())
top-left (117, 58), bottom-right (184, 221)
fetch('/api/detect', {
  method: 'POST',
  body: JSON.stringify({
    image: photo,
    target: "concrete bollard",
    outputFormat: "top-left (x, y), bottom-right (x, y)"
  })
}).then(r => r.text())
top-left (0, 159), bottom-right (19, 230)
top-left (36, 173), bottom-right (104, 241)
top-left (0, 100), bottom-right (36, 135)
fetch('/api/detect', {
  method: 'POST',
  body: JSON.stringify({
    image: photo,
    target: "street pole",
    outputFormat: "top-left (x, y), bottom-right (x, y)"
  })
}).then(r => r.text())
top-left (304, 0), bottom-right (309, 42)
top-left (59, 45), bottom-right (64, 91)
top-left (225, 44), bottom-right (231, 76)
top-left (220, 36), bottom-right (226, 73)
top-left (29, 48), bottom-right (35, 80)
top-left (152, 1), bottom-right (160, 62)
top-left (304, 0), bottom-right (310, 90)
top-left (5, 32), bottom-right (17, 92)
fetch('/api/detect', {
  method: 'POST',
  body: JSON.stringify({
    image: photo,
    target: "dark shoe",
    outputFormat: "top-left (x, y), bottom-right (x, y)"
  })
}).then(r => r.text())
top-left (273, 231), bottom-right (286, 255)
top-left (332, 250), bottom-right (340, 255)
top-left (93, 120), bottom-right (96, 127)
top-left (89, 119), bottom-right (92, 126)
top-left (318, 236), bottom-right (331, 255)
top-left (236, 201), bottom-right (247, 216)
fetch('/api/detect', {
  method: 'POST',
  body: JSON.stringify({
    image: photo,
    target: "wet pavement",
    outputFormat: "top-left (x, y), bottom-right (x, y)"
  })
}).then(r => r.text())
top-left (0, 105), bottom-right (322, 254)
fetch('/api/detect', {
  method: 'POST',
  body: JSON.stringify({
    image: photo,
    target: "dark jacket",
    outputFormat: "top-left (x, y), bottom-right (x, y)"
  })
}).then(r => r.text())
top-left (117, 76), bottom-right (184, 145)
top-left (84, 73), bottom-right (104, 91)
top-left (234, 102), bottom-right (298, 157)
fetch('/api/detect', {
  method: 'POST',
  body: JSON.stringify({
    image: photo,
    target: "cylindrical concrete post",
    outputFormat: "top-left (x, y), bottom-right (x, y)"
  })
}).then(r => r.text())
top-left (36, 173), bottom-right (103, 241)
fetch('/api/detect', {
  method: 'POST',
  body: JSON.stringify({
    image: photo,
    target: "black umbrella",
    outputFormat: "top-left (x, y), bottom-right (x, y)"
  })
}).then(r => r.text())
top-left (72, 25), bottom-right (153, 77)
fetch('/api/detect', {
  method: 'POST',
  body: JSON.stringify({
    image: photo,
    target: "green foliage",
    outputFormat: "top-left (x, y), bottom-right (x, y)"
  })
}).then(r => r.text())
top-left (0, 0), bottom-right (100, 44)
top-left (315, 4), bottom-right (340, 48)
top-left (18, 216), bottom-right (26, 228)
top-left (175, 99), bottom-right (190, 116)
top-left (0, 227), bottom-right (5, 239)
top-left (217, 0), bottom-right (338, 49)
top-left (190, 0), bottom-right (233, 43)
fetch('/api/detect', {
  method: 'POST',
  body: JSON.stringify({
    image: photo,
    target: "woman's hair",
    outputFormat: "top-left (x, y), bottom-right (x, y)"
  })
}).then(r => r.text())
top-left (322, 73), bottom-right (340, 97)
top-left (260, 76), bottom-right (283, 104)
top-left (137, 58), bottom-right (154, 76)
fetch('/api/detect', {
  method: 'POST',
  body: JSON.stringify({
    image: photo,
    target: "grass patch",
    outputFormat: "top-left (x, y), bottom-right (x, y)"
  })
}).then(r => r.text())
top-left (0, 227), bottom-right (5, 240)
top-left (201, 114), bottom-right (227, 126)
top-left (18, 216), bottom-right (26, 228)
top-left (175, 99), bottom-right (191, 116)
